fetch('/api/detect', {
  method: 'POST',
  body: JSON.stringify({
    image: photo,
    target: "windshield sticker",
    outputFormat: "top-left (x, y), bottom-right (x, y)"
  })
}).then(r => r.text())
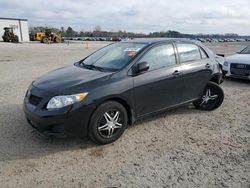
top-left (127, 51), bottom-right (137, 57)
top-left (124, 47), bottom-right (141, 52)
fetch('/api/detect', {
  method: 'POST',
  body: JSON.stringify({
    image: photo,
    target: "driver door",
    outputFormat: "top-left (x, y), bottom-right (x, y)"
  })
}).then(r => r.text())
top-left (132, 43), bottom-right (183, 117)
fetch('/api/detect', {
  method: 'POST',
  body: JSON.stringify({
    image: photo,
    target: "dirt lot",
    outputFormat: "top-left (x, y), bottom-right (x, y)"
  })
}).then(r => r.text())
top-left (0, 41), bottom-right (249, 188)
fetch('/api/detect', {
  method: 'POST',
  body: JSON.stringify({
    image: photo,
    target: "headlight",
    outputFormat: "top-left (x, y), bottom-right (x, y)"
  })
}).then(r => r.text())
top-left (47, 93), bottom-right (88, 109)
top-left (223, 61), bottom-right (228, 66)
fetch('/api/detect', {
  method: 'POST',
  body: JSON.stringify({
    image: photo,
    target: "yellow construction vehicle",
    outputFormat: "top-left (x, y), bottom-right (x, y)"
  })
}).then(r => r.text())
top-left (34, 29), bottom-right (61, 44)
top-left (2, 27), bottom-right (19, 43)
top-left (34, 32), bottom-right (45, 41)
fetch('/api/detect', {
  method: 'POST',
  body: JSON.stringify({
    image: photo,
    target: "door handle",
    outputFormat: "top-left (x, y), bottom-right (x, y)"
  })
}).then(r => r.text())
top-left (172, 70), bottom-right (181, 76)
top-left (205, 63), bottom-right (211, 68)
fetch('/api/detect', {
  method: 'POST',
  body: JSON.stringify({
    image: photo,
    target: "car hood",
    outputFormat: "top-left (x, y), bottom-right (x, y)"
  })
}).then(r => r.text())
top-left (33, 64), bottom-right (113, 93)
top-left (226, 54), bottom-right (250, 64)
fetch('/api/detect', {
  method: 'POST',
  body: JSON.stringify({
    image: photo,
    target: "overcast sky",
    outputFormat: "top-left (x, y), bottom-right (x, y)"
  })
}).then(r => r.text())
top-left (1, 0), bottom-right (250, 35)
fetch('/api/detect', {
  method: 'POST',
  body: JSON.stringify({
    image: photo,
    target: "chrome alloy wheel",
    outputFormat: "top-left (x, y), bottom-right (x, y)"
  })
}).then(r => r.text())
top-left (98, 110), bottom-right (123, 138)
top-left (200, 89), bottom-right (218, 105)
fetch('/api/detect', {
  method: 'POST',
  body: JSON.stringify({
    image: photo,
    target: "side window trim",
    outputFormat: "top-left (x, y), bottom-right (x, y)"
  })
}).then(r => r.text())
top-left (173, 42), bottom-right (180, 64)
top-left (199, 46), bottom-right (209, 59)
top-left (172, 42), bottom-right (180, 64)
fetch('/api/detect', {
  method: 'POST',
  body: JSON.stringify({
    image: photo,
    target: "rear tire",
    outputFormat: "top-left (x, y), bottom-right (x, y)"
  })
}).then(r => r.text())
top-left (193, 81), bottom-right (224, 111)
top-left (2, 36), bottom-right (6, 42)
top-left (42, 37), bottom-right (49, 44)
top-left (89, 101), bottom-right (128, 144)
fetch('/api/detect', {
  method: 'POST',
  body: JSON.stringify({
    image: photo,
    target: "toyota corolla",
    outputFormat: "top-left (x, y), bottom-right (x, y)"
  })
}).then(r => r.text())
top-left (24, 39), bottom-right (224, 144)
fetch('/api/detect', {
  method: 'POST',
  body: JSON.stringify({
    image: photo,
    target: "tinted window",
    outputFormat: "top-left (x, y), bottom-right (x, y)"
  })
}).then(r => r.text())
top-left (82, 42), bottom-right (146, 71)
top-left (139, 44), bottom-right (176, 71)
top-left (177, 43), bottom-right (201, 63)
top-left (200, 47), bottom-right (208, 59)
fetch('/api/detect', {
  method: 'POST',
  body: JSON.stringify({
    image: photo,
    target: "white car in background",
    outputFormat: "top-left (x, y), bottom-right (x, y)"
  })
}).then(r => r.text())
top-left (223, 45), bottom-right (250, 80)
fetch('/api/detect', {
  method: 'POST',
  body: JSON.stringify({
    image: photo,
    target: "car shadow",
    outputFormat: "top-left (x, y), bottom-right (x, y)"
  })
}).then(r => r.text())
top-left (0, 104), bottom-right (97, 162)
top-left (131, 104), bottom-right (204, 128)
top-left (0, 103), bottom-right (204, 162)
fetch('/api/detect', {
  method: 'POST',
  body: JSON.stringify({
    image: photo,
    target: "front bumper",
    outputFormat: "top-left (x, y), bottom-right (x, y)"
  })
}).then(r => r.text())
top-left (222, 62), bottom-right (250, 80)
top-left (23, 86), bottom-right (95, 138)
top-left (223, 69), bottom-right (250, 80)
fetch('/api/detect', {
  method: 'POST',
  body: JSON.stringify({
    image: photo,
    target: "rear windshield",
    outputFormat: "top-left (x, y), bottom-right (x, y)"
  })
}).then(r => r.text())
top-left (82, 42), bottom-right (146, 71)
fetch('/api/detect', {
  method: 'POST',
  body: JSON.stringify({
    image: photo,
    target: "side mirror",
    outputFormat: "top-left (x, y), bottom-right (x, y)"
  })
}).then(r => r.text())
top-left (133, 62), bottom-right (150, 74)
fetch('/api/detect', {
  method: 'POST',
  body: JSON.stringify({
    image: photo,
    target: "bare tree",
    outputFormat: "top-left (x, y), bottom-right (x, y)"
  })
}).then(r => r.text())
top-left (95, 26), bottom-right (102, 32)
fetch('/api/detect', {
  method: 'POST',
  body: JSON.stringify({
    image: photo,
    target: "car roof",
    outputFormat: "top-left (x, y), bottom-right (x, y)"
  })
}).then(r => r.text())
top-left (123, 38), bottom-right (197, 45)
top-left (121, 38), bottom-right (215, 58)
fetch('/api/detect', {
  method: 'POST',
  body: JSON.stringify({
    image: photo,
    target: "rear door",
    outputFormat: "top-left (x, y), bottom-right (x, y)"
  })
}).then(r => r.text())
top-left (132, 43), bottom-right (183, 116)
top-left (175, 43), bottom-right (213, 101)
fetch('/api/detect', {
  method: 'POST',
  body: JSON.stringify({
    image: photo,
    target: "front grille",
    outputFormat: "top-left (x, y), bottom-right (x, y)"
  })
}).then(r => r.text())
top-left (230, 63), bottom-right (250, 76)
top-left (231, 63), bottom-right (250, 70)
top-left (28, 95), bottom-right (42, 106)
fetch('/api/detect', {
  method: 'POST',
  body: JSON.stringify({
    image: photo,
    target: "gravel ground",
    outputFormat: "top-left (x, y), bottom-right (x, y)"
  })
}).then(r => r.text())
top-left (0, 41), bottom-right (249, 188)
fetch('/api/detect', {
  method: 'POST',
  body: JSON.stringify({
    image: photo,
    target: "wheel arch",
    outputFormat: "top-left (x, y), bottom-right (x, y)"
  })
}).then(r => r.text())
top-left (91, 96), bottom-right (135, 126)
top-left (210, 74), bottom-right (222, 84)
top-left (104, 97), bottom-right (134, 125)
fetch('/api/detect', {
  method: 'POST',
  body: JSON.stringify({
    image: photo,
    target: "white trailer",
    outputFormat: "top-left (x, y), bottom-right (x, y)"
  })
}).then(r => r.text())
top-left (0, 17), bottom-right (30, 42)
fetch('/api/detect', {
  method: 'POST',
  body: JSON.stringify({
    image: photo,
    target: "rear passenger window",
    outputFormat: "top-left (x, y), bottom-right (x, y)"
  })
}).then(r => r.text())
top-left (140, 44), bottom-right (176, 71)
top-left (177, 43), bottom-right (201, 63)
top-left (200, 47), bottom-right (208, 59)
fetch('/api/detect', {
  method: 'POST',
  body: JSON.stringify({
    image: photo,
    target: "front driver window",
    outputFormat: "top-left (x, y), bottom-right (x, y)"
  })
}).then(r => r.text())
top-left (139, 44), bottom-right (176, 71)
top-left (177, 43), bottom-right (201, 63)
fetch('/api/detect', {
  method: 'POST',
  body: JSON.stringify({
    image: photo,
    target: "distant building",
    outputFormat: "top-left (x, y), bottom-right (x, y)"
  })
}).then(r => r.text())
top-left (0, 17), bottom-right (30, 42)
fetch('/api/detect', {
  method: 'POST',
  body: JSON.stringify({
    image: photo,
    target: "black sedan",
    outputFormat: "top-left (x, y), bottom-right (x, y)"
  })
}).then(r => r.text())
top-left (24, 39), bottom-right (224, 144)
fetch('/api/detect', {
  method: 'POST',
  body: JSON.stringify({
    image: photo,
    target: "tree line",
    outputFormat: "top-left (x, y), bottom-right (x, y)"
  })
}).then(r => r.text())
top-left (29, 26), bottom-right (240, 39)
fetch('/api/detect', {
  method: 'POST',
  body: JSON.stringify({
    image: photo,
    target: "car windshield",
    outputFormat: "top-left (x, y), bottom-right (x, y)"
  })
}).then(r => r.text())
top-left (240, 46), bottom-right (250, 54)
top-left (81, 42), bottom-right (146, 71)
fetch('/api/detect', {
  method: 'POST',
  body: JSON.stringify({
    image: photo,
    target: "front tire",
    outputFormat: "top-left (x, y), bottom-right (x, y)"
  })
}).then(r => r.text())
top-left (42, 37), bottom-right (49, 44)
top-left (193, 81), bottom-right (224, 111)
top-left (54, 37), bottom-right (61, 43)
top-left (89, 101), bottom-right (128, 144)
top-left (13, 36), bottom-right (19, 43)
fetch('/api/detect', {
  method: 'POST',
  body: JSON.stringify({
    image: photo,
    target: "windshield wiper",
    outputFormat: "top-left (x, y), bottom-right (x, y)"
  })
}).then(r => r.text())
top-left (80, 62), bottom-right (105, 72)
